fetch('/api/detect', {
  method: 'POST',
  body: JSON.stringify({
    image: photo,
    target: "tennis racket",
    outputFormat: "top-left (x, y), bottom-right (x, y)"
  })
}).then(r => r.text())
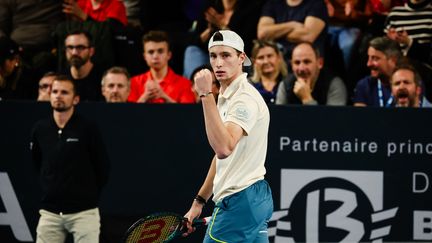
top-left (123, 212), bottom-right (211, 243)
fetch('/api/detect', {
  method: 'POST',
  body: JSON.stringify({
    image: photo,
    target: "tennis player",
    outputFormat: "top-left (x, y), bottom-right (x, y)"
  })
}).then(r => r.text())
top-left (184, 30), bottom-right (274, 242)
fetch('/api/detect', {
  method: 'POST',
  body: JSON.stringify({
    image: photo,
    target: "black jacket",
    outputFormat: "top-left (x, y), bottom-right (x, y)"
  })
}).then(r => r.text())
top-left (30, 112), bottom-right (110, 213)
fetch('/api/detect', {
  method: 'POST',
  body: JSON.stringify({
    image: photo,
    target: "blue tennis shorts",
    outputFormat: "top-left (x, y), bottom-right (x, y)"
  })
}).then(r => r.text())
top-left (204, 180), bottom-right (273, 243)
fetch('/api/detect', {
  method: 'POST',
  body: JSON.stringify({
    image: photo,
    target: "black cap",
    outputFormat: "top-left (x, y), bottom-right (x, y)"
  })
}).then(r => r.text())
top-left (0, 36), bottom-right (20, 64)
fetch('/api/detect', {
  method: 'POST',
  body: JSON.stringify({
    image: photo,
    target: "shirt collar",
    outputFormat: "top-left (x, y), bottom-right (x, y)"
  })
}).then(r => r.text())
top-left (147, 67), bottom-right (174, 85)
top-left (220, 73), bottom-right (248, 99)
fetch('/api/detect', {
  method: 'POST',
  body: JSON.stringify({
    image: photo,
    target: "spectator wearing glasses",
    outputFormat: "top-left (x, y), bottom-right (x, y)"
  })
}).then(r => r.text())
top-left (37, 72), bottom-right (57, 102)
top-left (62, 30), bottom-right (104, 101)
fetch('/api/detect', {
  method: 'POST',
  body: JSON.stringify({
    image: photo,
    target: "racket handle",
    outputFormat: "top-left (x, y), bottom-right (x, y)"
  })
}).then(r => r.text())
top-left (192, 216), bottom-right (211, 227)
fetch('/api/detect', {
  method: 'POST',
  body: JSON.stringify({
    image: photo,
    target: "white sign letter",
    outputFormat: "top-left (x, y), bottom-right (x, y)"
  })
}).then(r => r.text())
top-left (413, 211), bottom-right (432, 240)
top-left (413, 172), bottom-right (429, 193)
top-left (0, 172), bottom-right (33, 241)
top-left (280, 137), bottom-right (290, 151)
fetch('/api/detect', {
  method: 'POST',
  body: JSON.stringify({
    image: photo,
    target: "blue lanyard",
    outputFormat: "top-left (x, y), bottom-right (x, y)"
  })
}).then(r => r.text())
top-left (377, 79), bottom-right (393, 107)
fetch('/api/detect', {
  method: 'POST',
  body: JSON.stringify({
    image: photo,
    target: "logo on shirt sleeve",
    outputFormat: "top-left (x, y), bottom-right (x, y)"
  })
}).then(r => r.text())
top-left (235, 107), bottom-right (250, 122)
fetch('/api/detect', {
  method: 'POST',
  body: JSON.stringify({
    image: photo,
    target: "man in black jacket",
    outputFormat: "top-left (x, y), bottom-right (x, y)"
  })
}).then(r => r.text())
top-left (30, 75), bottom-right (110, 243)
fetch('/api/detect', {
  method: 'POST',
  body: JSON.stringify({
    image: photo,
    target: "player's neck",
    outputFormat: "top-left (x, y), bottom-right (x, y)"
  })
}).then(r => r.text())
top-left (219, 72), bottom-right (242, 94)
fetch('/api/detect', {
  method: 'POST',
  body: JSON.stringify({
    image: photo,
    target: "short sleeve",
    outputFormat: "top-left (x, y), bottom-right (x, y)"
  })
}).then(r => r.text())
top-left (352, 78), bottom-right (369, 104)
top-left (225, 94), bottom-right (259, 135)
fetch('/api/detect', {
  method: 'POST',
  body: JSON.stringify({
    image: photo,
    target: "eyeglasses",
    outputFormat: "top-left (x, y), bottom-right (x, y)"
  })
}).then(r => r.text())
top-left (39, 83), bottom-right (51, 90)
top-left (65, 45), bottom-right (90, 52)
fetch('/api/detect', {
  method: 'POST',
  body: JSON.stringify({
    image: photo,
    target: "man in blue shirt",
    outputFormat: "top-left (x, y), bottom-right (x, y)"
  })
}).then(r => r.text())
top-left (353, 36), bottom-right (402, 107)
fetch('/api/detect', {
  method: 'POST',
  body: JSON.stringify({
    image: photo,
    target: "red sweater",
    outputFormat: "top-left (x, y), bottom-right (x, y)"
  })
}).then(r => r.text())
top-left (128, 68), bottom-right (196, 104)
top-left (78, 0), bottom-right (128, 26)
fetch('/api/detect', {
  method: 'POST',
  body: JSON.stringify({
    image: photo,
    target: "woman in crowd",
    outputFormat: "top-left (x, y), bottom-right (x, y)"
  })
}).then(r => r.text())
top-left (249, 39), bottom-right (288, 104)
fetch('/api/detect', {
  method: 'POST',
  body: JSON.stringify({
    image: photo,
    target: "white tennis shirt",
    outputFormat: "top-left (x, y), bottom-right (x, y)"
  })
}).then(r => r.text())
top-left (212, 73), bottom-right (270, 202)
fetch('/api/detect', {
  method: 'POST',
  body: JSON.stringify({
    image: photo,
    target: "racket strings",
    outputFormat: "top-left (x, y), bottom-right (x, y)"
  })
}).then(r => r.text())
top-left (126, 215), bottom-right (183, 243)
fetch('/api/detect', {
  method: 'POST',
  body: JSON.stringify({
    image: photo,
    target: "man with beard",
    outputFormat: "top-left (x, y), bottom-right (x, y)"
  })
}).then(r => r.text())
top-left (101, 66), bottom-right (130, 102)
top-left (63, 30), bottom-right (104, 101)
top-left (390, 63), bottom-right (432, 108)
top-left (353, 36), bottom-right (402, 107)
top-left (30, 75), bottom-right (110, 243)
top-left (275, 41), bottom-right (347, 105)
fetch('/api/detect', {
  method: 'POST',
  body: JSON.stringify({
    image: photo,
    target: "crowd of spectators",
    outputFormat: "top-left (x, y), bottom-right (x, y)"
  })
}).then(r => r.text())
top-left (1, 0), bottom-right (431, 108)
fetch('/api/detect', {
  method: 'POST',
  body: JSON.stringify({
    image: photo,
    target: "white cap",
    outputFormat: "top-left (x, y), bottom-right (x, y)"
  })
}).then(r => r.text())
top-left (208, 30), bottom-right (251, 66)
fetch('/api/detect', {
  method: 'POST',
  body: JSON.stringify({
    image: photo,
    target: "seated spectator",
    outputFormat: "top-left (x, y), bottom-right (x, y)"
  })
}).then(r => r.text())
top-left (384, 0), bottom-right (432, 64)
top-left (0, 0), bottom-right (64, 73)
top-left (257, 0), bottom-right (329, 63)
top-left (139, 0), bottom-right (197, 75)
top-left (353, 36), bottom-right (402, 107)
top-left (384, 0), bottom-right (432, 101)
top-left (62, 30), bottom-right (104, 101)
top-left (128, 30), bottom-right (196, 103)
top-left (101, 66), bottom-right (130, 102)
top-left (123, 0), bottom-right (141, 27)
top-left (275, 42), bottom-right (347, 105)
top-left (183, 0), bottom-right (265, 79)
top-left (190, 64), bottom-right (220, 103)
top-left (365, 0), bottom-right (406, 37)
top-left (0, 36), bottom-right (38, 100)
top-left (324, 0), bottom-right (372, 77)
top-left (37, 72), bottom-right (57, 102)
top-left (347, 0), bottom-right (406, 97)
top-left (390, 63), bottom-right (431, 108)
top-left (63, 0), bottom-right (127, 26)
top-left (249, 40), bottom-right (288, 104)
top-left (62, 0), bottom-right (144, 76)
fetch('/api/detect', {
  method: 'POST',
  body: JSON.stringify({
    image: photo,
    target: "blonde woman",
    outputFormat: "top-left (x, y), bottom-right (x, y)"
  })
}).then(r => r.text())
top-left (249, 39), bottom-right (288, 104)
